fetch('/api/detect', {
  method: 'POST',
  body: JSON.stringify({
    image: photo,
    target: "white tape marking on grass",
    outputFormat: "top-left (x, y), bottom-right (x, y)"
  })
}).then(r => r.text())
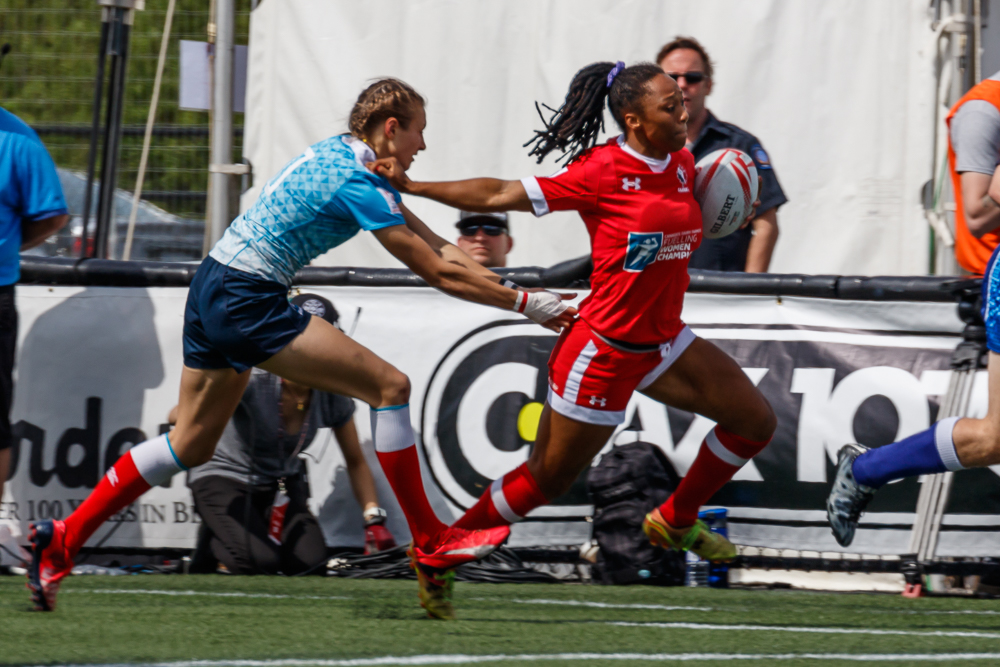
top-left (42, 652), bottom-right (1000, 666)
top-left (509, 598), bottom-right (714, 612)
top-left (483, 597), bottom-right (1000, 618)
top-left (902, 609), bottom-right (1000, 616)
top-left (71, 589), bottom-right (350, 601)
top-left (611, 621), bottom-right (1000, 639)
top-left (81, 591), bottom-right (999, 619)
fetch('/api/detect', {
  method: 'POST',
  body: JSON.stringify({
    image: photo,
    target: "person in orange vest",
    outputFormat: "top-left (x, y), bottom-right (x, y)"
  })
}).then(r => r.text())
top-left (947, 75), bottom-right (1000, 275)
top-left (827, 76), bottom-right (1000, 552)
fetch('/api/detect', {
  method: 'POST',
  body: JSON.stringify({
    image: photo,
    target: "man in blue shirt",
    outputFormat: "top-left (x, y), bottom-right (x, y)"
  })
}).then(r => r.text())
top-left (0, 107), bottom-right (68, 503)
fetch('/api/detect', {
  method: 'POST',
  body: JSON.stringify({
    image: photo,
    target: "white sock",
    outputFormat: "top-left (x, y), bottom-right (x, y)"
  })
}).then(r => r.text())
top-left (934, 416), bottom-right (965, 472)
top-left (371, 405), bottom-right (414, 453)
top-left (129, 433), bottom-right (187, 486)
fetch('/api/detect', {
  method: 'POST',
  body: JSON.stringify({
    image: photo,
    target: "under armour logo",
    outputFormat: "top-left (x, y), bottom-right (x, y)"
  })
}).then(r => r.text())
top-left (107, 468), bottom-right (119, 487)
top-left (589, 396), bottom-right (607, 407)
top-left (622, 177), bottom-right (641, 191)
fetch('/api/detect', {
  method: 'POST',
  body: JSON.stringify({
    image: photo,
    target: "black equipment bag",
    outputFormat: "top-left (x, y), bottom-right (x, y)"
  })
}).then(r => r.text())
top-left (587, 441), bottom-right (686, 586)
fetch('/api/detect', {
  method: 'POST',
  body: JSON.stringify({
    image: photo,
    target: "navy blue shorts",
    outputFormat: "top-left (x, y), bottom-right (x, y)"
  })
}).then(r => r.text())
top-left (183, 257), bottom-right (311, 373)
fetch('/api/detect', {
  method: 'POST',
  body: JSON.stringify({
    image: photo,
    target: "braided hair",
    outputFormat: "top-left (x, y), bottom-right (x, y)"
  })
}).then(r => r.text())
top-left (525, 62), bottom-right (666, 164)
top-left (348, 78), bottom-right (425, 140)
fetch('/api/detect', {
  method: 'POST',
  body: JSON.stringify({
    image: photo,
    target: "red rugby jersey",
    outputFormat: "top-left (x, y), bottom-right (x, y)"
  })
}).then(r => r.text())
top-left (521, 136), bottom-right (701, 344)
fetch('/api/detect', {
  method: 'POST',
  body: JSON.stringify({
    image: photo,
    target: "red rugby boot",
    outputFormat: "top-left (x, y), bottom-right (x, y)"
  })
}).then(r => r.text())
top-left (415, 525), bottom-right (510, 570)
top-left (27, 520), bottom-right (73, 611)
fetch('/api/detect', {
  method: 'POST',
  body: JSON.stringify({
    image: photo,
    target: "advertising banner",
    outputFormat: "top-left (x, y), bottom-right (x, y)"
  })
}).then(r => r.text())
top-left (2, 285), bottom-right (997, 559)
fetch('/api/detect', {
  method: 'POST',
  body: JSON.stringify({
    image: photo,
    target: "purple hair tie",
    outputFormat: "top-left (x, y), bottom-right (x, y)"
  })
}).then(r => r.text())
top-left (606, 61), bottom-right (626, 88)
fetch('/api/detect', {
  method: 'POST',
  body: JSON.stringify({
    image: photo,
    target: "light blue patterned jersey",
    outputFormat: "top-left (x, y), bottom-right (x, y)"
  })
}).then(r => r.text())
top-left (210, 134), bottom-right (404, 285)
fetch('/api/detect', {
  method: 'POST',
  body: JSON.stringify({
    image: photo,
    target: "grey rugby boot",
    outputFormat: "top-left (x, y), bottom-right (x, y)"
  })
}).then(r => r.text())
top-left (827, 444), bottom-right (876, 547)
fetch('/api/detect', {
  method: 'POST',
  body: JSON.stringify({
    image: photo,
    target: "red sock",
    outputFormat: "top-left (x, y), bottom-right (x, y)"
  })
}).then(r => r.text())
top-left (63, 451), bottom-right (150, 558)
top-left (63, 433), bottom-right (185, 557)
top-left (372, 404), bottom-right (446, 550)
top-left (376, 446), bottom-right (446, 549)
top-left (660, 427), bottom-right (770, 528)
top-left (453, 463), bottom-right (548, 530)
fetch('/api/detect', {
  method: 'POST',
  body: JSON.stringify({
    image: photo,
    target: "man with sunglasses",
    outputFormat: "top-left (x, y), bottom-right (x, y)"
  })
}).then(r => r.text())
top-left (657, 36), bottom-right (787, 273)
top-left (455, 210), bottom-right (513, 268)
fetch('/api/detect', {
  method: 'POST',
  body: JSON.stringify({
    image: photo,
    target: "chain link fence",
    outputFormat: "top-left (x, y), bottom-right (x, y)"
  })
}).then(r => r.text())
top-left (0, 0), bottom-right (251, 261)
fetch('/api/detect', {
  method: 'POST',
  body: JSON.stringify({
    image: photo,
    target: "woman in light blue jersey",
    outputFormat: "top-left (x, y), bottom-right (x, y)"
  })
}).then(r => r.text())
top-left (28, 79), bottom-right (575, 614)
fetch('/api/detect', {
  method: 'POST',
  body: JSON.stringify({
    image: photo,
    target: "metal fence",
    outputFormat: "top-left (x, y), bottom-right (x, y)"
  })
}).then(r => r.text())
top-left (0, 1), bottom-right (251, 261)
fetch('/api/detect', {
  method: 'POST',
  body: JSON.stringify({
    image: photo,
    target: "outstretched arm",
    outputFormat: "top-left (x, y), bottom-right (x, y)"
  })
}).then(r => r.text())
top-left (370, 157), bottom-right (533, 213)
top-left (398, 202), bottom-right (498, 280)
top-left (372, 223), bottom-right (575, 331)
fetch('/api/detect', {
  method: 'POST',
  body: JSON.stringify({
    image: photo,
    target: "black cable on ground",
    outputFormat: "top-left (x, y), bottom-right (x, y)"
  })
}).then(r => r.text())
top-left (327, 544), bottom-right (413, 579)
top-left (0, 542), bottom-right (25, 564)
top-left (454, 548), bottom-right (558, 584)
top-left (327, 545), bottom-right (559, 583)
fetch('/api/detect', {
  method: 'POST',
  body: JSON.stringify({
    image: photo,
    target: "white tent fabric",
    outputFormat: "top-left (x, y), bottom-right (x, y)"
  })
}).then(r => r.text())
top-left (243, 0), bottom-right (935, 275)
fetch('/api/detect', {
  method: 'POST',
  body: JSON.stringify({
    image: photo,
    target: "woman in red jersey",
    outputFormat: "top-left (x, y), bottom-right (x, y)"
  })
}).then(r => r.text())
top-left (375, 61), bottom-right (775, 603)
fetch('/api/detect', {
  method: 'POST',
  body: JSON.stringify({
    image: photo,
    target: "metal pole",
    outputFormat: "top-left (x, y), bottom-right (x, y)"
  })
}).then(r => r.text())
top-left (94, 7), bottom-right (132, 259)
top-left (202, 0), bottom-right (217, 258)
top-left (81, 12), bottom-right (111, 259)
top-left (207, 0), bottom-right (235, 249)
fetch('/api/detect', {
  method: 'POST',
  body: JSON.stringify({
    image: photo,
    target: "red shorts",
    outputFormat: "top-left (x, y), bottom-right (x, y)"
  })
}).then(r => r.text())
top-left (547, 319), bottom-right (696, 425)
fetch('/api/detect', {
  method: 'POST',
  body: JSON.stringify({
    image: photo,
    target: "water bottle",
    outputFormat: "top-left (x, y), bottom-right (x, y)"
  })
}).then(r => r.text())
top-left (699, 507), bottom-right (730, 589)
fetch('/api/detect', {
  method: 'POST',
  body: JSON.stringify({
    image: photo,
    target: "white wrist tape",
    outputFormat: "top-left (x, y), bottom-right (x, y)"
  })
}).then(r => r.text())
top-left (363, 506), bottom-right (388, 525)
top-left (501, 279), bottom-right (520, 290)
top-left (513, 290), bottom-right (569, 325)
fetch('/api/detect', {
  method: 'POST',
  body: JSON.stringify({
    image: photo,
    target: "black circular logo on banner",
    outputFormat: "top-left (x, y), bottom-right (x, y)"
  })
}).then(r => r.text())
top-left (420, 320), bottom-right (590, 511)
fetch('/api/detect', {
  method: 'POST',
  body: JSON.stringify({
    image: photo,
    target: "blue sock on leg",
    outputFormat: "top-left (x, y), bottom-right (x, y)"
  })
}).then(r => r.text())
top-left (852, 416), bottom-right (965, 489)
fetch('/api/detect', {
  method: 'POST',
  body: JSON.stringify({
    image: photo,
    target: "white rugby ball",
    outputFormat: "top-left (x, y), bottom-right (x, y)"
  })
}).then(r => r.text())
top-left (694, 148), bottom-right (759, 239)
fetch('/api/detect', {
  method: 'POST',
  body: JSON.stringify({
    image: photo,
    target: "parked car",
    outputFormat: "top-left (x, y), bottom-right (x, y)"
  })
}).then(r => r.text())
top-left (22, 169), bottom-right (206, 262)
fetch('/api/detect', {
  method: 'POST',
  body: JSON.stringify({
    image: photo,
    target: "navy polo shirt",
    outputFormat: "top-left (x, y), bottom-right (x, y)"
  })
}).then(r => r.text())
top-left (0, 107), bottom-right (67, 285)
top-left (688, 111), bottom-right (787, 272)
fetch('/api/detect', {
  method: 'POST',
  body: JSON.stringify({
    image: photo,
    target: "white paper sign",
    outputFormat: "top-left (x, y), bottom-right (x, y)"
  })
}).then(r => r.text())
top-left (179, 40), bottom-right (247, 113)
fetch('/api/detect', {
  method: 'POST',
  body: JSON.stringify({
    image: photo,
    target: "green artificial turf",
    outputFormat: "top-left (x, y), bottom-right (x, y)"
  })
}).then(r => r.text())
top-left (3, 574), bottom-right (1000, 666)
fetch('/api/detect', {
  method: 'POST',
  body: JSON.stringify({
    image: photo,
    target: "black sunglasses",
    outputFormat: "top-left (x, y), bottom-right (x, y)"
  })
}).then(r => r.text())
top-left (460, 224), bottom-right (506, 237)
top-left (667, 71), bottom-right (707, 84)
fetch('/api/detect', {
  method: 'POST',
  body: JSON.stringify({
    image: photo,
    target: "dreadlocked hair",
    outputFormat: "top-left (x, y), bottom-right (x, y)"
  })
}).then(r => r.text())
top-left (348, 78), bottom-right (425, 140)
top-left (525, 62), bottom-right (665, 164)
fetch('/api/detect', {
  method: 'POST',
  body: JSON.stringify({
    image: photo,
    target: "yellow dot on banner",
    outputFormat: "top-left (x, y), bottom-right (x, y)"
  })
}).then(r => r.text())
top-left (517, 401), bottom-right (544, 442)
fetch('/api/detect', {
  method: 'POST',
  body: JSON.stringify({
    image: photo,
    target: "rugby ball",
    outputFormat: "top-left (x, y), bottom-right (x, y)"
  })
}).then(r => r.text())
top-left (694, 149), bottom-right (759, 239)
